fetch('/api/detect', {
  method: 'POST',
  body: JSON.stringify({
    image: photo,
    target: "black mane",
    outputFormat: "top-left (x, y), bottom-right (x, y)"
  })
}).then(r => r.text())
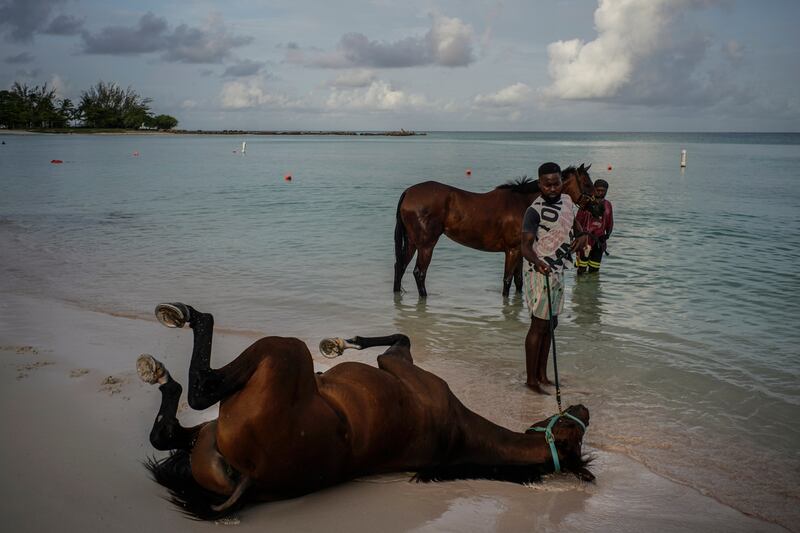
top-left (496, 176), bottom-right (539, 194)
top-left (145, 451), bottom-right (245, 521)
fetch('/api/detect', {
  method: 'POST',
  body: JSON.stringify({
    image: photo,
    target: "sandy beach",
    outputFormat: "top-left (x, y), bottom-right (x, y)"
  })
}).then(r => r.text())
top-left (0, 293), bottom-right (784, 532)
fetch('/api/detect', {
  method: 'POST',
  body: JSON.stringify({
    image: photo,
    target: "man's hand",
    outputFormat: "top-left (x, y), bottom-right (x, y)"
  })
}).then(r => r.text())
top-left (533, 258), bottom-right (551, 275)
top-left (570, 234), bottom-right (589, 253)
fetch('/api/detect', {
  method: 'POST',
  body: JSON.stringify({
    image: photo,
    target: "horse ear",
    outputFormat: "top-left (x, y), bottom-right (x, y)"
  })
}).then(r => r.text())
top-left (585, 164), bottom-right (591, 171)
top-left (578, 163), bottom-right (584, 171)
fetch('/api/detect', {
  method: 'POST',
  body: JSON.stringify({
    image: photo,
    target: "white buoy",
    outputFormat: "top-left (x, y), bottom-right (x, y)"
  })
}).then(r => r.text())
top-left (680, 149), bottom-right (687, 168)
top-left (241, 141), bottom-right (247, 155)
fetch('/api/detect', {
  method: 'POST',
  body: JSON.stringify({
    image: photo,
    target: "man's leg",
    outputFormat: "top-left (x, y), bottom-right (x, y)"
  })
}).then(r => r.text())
top-left (587, 244), bottom-right (603, 273)
top-left (525, 317), bottom-right (550, 394)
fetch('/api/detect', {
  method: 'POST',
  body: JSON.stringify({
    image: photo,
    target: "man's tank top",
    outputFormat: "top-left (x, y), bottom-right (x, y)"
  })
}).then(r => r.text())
top-left (526, 194), bottom-right (576, 273)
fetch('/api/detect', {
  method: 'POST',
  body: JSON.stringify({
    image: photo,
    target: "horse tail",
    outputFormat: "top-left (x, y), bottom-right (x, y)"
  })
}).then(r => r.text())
top-left (393, 190), bottom-right (409, 292)
top-left (144, 451), bottom-right (247, 520)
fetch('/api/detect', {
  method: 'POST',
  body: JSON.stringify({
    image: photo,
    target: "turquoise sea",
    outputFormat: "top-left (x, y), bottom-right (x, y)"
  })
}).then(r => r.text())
top-left (1, 131), bottom-right (798, 528)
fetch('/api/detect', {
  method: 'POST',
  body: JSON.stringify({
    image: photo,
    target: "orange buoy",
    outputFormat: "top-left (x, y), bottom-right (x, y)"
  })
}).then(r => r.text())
top-left (284, 174), bottom-right (292, 181)
top-left (465, 168), bottom-right (472, 176)
top-left (607, 165), bottom-right (612, 171)
top-left (132, 151), bottom-right (140, 156)
top-left (50, 159), bottom-right (63, 164)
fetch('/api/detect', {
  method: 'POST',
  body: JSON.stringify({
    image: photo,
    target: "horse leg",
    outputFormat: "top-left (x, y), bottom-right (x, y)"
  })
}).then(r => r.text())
top-left (394, 244), bottom-right (416, 293)
top-left (502, 249), bottom-right (521, 297)
top-left (154, 303), bottom-right (270, 411)
top-left (513, 258), bottom-right (523, 293)
top-left (136, 354), bottom-right (201, 450)
top-left (413, 243), bottom-right (436, 298)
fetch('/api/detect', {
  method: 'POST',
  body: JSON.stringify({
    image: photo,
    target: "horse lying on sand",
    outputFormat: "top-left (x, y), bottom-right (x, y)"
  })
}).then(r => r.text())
top-left (139, 303), bottom-right (593, 520)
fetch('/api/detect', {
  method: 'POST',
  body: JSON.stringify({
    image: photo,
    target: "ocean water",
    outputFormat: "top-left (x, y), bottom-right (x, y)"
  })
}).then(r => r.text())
top-left (1, 131), bottom-right (799, 528)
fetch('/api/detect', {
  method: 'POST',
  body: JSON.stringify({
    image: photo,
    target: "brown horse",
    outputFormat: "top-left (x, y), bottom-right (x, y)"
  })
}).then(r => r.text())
top-left (394, 165), bottom-right (596, 297)
top-left (140, 303), bottom-right (592, 520)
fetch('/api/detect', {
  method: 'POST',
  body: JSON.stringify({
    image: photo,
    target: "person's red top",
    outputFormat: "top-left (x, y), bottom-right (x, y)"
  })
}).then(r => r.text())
top-left (576, 200), bottom-right (613, 247)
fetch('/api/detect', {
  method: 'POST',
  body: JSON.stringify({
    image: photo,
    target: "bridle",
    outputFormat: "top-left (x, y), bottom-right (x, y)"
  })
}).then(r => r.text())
top-left (564, 170), bottom-right (597, 209)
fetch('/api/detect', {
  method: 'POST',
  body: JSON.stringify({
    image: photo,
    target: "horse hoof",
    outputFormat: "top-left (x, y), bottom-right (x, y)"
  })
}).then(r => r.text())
top-left (137, 354), bottom-right (167, 384)
top-left (319, 337), bottom-right (346, 358)
top-left (155, 303), bottom-right (189, 328)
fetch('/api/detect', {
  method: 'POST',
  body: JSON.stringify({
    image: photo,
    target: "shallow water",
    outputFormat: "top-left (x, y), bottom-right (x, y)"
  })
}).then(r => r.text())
top-left (1, 131), bottom-right (799, 528)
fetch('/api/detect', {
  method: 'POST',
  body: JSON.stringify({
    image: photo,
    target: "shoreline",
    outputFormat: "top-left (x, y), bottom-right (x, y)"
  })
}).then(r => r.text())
top-left (0, 291), bottom-right (785, 532)
top-left (0, 128), bottom-right (426, 136)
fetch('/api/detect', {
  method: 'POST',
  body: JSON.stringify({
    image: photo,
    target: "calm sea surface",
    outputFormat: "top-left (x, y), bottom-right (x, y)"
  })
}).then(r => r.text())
top-left (1, 131), bottom-right (799, 527)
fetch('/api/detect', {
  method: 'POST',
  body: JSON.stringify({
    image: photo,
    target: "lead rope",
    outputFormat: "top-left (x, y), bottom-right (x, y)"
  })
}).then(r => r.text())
top-left (544, 272), bottom-right (562, 414)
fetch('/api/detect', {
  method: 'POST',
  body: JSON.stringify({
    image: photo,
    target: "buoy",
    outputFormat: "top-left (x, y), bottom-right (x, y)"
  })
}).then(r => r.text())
top-left (607, 165), bottom-right (612, 171)
top-left (232, 150), bottom-right (237, 153)
top-left (680, 149), bottom-right (687, 168)
top-left (241, 141), bottom-right (247, 154)
top-left (132, 151), bottom-right (139, 156)
top-left (465, 168), bottom-right (472, 176)
top-left (284, 174), bottom-right (292, 181)
top-left (50, 159), bottom-right (63, 164)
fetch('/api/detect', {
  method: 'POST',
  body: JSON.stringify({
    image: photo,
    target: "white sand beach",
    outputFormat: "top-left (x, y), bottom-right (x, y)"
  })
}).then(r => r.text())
top-left (0, 293), bottom-right (784, 532)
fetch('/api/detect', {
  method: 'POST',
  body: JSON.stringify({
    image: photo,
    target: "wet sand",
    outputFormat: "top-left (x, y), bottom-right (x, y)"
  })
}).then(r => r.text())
top-left (0, 294), bottom-right (785, 532)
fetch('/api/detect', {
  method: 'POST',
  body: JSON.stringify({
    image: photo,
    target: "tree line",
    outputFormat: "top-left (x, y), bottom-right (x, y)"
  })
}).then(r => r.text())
top-left (0, 81), bottom-right (178, 130)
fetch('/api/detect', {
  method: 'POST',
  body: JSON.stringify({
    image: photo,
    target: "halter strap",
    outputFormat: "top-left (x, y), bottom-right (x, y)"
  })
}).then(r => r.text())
top-left (527, 413), bottom-right (586, 473)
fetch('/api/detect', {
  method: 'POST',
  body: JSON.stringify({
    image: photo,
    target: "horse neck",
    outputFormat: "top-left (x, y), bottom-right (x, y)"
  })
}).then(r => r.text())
top-left (561, 175), bottom-right (582, 204)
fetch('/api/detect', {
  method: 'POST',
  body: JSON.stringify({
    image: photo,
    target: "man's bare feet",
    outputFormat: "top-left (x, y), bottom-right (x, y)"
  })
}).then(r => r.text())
top-left (526, 382), bottom-right (551, 395)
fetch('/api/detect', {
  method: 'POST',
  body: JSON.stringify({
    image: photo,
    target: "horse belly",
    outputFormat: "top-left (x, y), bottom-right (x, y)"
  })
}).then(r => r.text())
top-left (216, 379), bottom-right (350, 494)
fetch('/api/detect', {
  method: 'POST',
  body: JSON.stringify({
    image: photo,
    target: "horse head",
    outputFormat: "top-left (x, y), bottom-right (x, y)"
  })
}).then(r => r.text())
top-left (562, 164), bottom-right (597, 209)
top-left (527, 404), bottom-right (593, 481)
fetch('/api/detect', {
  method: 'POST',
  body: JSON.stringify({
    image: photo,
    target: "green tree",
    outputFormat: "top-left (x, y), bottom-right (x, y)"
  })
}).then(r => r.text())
top-left (153, 114), bottom-right (178, 130)
top-left (78, 81), bottom-right (152, 128)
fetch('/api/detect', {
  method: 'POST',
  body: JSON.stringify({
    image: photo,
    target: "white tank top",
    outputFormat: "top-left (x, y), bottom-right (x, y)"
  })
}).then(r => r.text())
top-left (527, 194), bottom-right (576, 273)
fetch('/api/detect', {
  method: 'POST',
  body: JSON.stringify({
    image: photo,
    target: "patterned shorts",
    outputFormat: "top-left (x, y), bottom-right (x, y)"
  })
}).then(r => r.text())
top-left (523, 268), bottom-right (565, 320)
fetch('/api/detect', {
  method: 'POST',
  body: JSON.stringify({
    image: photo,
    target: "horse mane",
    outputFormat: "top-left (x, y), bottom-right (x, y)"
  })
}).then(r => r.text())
top-left (495, 176), bottom-right (539, 194)
top-left (412, 456), bottom-right (592, 485)
top-left (144, 451), bottom-right (247, 521)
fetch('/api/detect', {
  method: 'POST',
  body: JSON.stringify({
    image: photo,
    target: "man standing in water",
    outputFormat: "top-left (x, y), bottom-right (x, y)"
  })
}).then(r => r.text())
top-left (521, 163), bottom-right (588, 394)
top-left (576, 178), bottom-right (614, 274)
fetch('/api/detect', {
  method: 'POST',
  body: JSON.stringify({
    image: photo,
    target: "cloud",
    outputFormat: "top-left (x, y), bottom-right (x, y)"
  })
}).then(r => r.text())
top-left (722, 39), bottom-right (744, 63)
top-left (325, 80), bottom-right (431, 111)
top-left (291, 15), bottom-right (474, 69)
top-left (81, 12), bottom-right (168, 55)
top-left (162, 14), bottom-right (253, 64)
top-left (326, 69), bottom-right (377, 88)
top-left (0, 0), bottom-right (67, 42)
top-left (219, 80), bottom-right (292, 110)
top-left (543, 0), bottom-right (735, 106)
top-left (4, 51), bottom-right (34, 64)
top-left (81, 12), bottom-right (252, 64)
top-left (474, 83), bottom-right (533, 107)
top-left (222, 59), bottom-right (264, 77)
top-left (43, 13), bottom-right (83, 35)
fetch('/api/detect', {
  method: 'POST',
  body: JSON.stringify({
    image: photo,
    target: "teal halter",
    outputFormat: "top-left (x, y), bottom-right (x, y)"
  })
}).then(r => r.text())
top-left (527, 413), bottom-right (587, 473)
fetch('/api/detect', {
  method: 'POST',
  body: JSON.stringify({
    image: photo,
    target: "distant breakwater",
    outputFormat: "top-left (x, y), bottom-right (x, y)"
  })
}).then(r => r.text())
top-left (174, 129), bottom-right (426, 136)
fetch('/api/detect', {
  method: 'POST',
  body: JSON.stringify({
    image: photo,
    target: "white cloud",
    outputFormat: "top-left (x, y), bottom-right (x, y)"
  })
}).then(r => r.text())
top-left (474, 82), bottom-right (533, 107)
top-left (292, 14), bottom-right (474, 69)
top-left (327, 69), bottom-right (377, 88)
top-left (219, 80), bottom-right (291, 110)
top-left (326, 80), bottom-right (430, 111)
top-left (543, 0), bottom-right (716, 102)
top-left (49, 73), bottom-right (68, 99)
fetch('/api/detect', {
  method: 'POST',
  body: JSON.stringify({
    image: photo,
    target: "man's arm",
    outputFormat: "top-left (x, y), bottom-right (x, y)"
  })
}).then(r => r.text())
top-left (571, 217), bottom-right (589, 252)
top-left (521, 207), bottom-right (551, 274)
top-left (605, 201), bottom-right (614, 238)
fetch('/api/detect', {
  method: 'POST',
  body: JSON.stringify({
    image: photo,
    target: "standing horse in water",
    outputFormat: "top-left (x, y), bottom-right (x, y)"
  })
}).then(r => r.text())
top-left (393, 165), bottom-right (596, 297)
top-left (140, 303), bottom-right (592, 520)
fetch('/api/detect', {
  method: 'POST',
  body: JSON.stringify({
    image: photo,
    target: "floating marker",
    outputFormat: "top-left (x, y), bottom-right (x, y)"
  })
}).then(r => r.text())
top-left (680, 149), bottom-right (687, 168)
top-left (284, 174), bottom-right (292, 181)
top-left (465, 168), bottom-right (472, 176)
top-left (50, 159), bottom-right (63, 164)
top-left (132, 151), bottom-right (140, 156)
top-left (241, 141), bottom-right (247, 154)
top-left (607, 165), bottom-right (612, 171)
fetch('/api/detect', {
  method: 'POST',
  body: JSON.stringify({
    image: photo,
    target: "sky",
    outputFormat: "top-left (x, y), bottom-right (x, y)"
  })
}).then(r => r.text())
top-left (1, 0), bottom-right (799, 131)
